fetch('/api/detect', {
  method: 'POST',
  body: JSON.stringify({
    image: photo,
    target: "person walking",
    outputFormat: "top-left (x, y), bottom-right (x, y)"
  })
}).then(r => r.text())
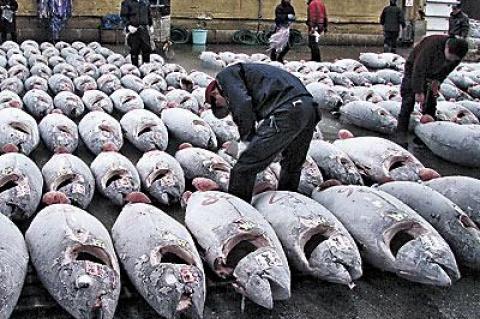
top-left (269, 0), bottom-right (296, 63)
top-left (380, 0), bottom-right (406, 53)
top-left (120, 0), bottom-right (153, 67)
top-left (306, 0), bottom-right (328, 62)
top-left (449, 3), bottom-right (470, 39)
top-left (0, 0), bottom-right (18, 43)
top-left (396, 35), bottom-right (469, 147)
top-left (205, 63), bottom-right (321, 203)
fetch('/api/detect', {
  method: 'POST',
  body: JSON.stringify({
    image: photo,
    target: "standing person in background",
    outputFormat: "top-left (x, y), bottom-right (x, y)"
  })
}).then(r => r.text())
top-left (306, 0), bottom-right (328, 62)
top-left (396, 35), bottom-right (469, 147)
top-left (270, 0), bottom-right (296, 63)
top-left (0, 0), bottom-right (18, 43)
top-left (120, 0), bottom-right (153, 67)
top-left (449, 3), bottom-right (470, 39)
top-left (380, 0), bottom-right (405, 53)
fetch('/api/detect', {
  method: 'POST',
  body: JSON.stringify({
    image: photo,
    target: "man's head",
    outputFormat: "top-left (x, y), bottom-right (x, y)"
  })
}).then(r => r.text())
top-left (390, 0), bottom-right (397, 6)
top-left (445, 37), bottom-right (469, 62)
top-left (451, 3), bottom-right (462, 14)
top-left (205, 80), bottom-right (229, 119)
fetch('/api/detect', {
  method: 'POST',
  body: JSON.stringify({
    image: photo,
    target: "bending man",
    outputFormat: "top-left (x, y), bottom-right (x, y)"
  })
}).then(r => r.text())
top-left (205, 63), bottom-right (321, 203)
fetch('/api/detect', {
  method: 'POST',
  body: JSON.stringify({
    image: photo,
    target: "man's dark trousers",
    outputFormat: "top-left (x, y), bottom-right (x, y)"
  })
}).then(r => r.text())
top-left (384, 31), bottom-right (399, 53)
top-left (228, 96), bottom-right (319, 203)
top-left (397, 74), bottom-right (437, 135)
top-left (127, 26), bottom-right (151, 67)
top-left (308, 34), bottom-right (321, 62)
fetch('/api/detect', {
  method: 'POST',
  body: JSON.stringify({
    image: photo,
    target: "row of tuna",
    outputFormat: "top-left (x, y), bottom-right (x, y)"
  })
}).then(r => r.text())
top-left (200, 50), bottom-right (480, 168)
top-left (3, 173), bottom-right (480, 319)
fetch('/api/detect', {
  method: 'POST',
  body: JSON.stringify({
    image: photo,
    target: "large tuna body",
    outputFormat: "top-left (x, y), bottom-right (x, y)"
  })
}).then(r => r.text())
top-left (185, 191), bottom-right (291, 309)
top-left (112, 203), bottom-right (205, 319)
top-left (379, 181), bottom-right (480, 270)
top-left (312, 186), bottom-right (460, 286)
top-left (26, 204), bottom-right (121, 319)
top-left (0, 213), bottom-right (29, 319)
top-left (252, 191), bottom-right (362, 285)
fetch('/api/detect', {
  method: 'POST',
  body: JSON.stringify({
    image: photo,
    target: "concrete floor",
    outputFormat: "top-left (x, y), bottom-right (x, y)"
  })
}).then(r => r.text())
top-left (10, 43), bottom-right (480, 319)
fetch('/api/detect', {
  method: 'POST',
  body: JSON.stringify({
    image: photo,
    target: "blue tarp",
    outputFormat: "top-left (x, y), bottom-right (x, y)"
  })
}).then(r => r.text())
top-left (101, 14), bottom-right (125, 30)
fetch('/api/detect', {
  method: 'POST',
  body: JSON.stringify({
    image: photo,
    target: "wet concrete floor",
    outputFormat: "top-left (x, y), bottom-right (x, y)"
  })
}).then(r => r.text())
top-left (11, 44), bottom-right (480, 319)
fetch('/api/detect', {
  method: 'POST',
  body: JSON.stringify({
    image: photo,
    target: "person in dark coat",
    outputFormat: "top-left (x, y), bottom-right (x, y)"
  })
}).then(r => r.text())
top-left (449, 4), bottom-right (470, 39)
top-left (120, 0), bottom-right (153, 67)
top-left (380, 0), bottom-right (405, 53)
top-left (306, 0), bottom-right (328, 62)
top-left (270, 0), bottom-right (295, 63)
top-left (0, 0), bottom-right (18, 43)
top-left (396, 35), bottom-right (469, 147)
top-left (204, 63), bottom-right (321, 203)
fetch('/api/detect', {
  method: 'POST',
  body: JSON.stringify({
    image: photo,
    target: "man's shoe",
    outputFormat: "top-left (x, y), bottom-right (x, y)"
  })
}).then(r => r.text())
top-left (412, 136), bottom-right (426, 148)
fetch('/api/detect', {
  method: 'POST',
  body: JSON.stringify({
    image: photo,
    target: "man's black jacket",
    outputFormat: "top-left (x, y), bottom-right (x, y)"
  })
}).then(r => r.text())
top-left (404, 35), bottom-right (462, 94)
top-left (215, 63), bottom-right (312, 141)
top-left (120, 0), bottom-right (152, 28)
top-left (275, 3), bottom-right (295, 27)
top-left (449, 11), bottom-right (470, 38)
top-left (380, 4), bottom-right (405, 33)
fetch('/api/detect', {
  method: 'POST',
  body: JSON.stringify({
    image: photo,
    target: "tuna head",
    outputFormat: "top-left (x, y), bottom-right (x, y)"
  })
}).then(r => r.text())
top-left (231, 247), bottom-right (290, 309)
top-left (39, 113), bottom-right (79, 154)
top-left (53, 91), bottom-right (86, 118)
top-left (23, 89), bottom-right (54, 119)
top-left (59, 244), bottom-right (119, 319)
top-left (42, 154), bottom-right (95, 209)
top-left (0, 108), bottom-right (40, 155)
top-left (383, 221), bottom-right (460, 286)
top-left (91, 152), bottom-right (141, 206)
top-left (120, 109), bottom-right (169, 152)
top-left (135, 243), bottom-right (204, 318)
top-left (0, 153), bottom-right (42, 220)
top-left (137, 151), bottom-right (185, 205)
top-left (382, 154), bottom-right (433, 183)
top-left (298, 225), bottom-right (362, 286)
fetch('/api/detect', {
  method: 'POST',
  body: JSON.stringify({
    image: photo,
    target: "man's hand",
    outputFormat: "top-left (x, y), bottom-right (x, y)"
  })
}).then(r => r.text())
top-left (415, 93), bottom-right (425, 104)
top-left (149, 26), bottom-right (154, 34)
top-left (127, 25), bottom-right (138, 34)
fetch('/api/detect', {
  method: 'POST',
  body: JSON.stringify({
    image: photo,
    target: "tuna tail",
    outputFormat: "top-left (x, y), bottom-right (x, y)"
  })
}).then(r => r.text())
top-left (419, 168), bottom-right (441, 181)
top-left (178, 143), bottom-right (193, 150)
top-left (192, 178), bottom-right (220, 192)
top-left (50, 108), bottom-right (64, 115)
top-left (338, 129), bottom-right (354, 140)
top-left (42, 191), bottom-right (71, 205)
top-left (125, 191), bottom-right (151, 204)
top-left (102, 142), bottom-right (119, 152)
top-left (316, 179), bottom-right (342, 191)
top-left (180, 191), bottom-right (192, 209)
top-left (54, 145), bottom-right (69, 154)
top-left (1, 143), bottom-right (19, 153)
top-left (420, 115), bottom-right (435, 124)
